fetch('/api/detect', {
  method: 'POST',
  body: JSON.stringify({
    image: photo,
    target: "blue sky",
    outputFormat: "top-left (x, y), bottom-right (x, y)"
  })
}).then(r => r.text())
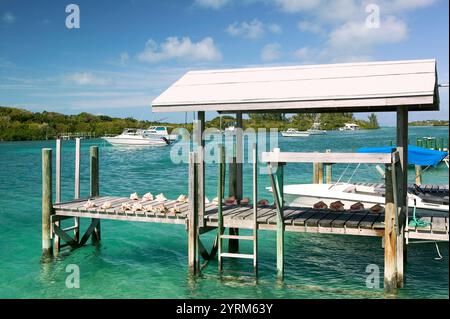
top-left (0, 0), bottom-right (448, 125)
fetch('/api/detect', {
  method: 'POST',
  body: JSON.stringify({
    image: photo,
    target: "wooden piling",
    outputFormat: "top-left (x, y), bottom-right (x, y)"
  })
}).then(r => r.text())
top-left (54, 139), bottom-right (61, 253)
top-left (90, 146), bottom-right (100, 244)
top-left (188, 152), bottom-right (198, 275)
top-left (325, 149), bottom-right (332, 184)
top-left (317, 163), bottom-right (324, 184)
top-left (217, 145), bottom-right (225, 272)
top-left (252, 143), bottom-right (258, 273)
top-left (74, 138), bottom-right (81, 242)
top-left (196, 112), bottom-right (205, 228)
top-left (415, 165), bottom-right (422, 185)
top-left (268, 149), bottom-right (285, 280)
top-left (396, 107), bottom-right (407, 288)
top-left (42, 148), bottom-right (53, 257)
top-left (384, 161), bottom-right (398, 292)
top-left (276, 164), bottom-right (284, 279)
top-left (312, 162), bottom-right (319, 184)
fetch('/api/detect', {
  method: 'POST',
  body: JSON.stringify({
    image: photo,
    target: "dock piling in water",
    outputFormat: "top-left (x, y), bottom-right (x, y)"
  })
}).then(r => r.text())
top-left (90, 146), bottom-right (101, 244)
top-left (42, 148), bottom-right (53, 257)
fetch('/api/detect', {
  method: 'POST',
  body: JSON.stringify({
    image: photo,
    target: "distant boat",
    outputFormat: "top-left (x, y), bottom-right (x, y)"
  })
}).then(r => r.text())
top-left (339, 123), bottom-right (360, 131)
top-left (102, 126), bottom-right (177, 146)
top-left (281, 128), bottom-right (310, 137)
top-left (307, 122), bottom-right (327, 135)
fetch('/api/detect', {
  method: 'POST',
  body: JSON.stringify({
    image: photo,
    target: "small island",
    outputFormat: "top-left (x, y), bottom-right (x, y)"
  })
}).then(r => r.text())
top-left (0, 106), bottom-right (381, 141)
top-left (409, 120), bottom-right (449, 127)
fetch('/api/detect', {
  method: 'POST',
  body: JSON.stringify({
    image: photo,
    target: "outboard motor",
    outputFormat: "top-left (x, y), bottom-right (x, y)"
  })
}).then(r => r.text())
top-left (161, 137), bottom-right (170, 145)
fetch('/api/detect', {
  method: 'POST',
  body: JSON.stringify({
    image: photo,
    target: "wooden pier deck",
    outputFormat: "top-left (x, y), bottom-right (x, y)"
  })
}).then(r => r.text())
top-left (53, 196), bottom-right (449, 242)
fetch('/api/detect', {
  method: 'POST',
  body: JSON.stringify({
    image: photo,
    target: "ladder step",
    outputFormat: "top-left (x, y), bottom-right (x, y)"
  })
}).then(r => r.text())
top-left (220, 235), bottom-right (254, 240)
top-left (220, 253), bottom-right (255, 259)
top-left (62, 225), bottom-right (78, 232)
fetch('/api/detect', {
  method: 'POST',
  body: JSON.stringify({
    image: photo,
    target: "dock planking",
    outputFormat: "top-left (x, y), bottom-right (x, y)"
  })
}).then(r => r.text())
top-left (53, 196), bottom-right (449, 241)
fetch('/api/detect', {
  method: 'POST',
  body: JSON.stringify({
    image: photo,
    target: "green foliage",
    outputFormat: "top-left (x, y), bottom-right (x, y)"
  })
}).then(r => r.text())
top-left (0, 106), bottom-right (186, 141)
top-left (409, 120), bottom-right (449, 127)
top-left (248, 113), bottom-right (283, 121)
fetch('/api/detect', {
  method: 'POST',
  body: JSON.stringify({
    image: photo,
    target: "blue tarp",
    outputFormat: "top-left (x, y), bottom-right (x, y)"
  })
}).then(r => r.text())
top-left (357, 145), bottom-right (448, 166)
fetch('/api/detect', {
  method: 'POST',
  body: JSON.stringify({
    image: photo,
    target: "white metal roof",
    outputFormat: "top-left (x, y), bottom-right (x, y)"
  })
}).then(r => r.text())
top-left (151, 59), bottom-right (439, 113)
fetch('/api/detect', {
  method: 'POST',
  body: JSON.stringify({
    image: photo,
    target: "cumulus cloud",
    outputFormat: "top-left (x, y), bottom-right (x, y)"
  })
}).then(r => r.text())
top-left (137, 37), bottom-right (222, 63)
top-left (226, 19), bottom-right (282, 39)
top-left (194, 0), bottom-right (230, 9)
top-left (226, 19), bottom-right (265, 39)
top-left (261, 43), bottom-right (282, 61)
top-left (298, 21), bottom-right (323, 34)
top-left (272, 0), bottom-right (321, 12)
top-left (327, 16), bottom-right (408, 55)
top-left (65, 72), bottom-right (110, 86)
top-left (268, 23), bottom-right (283, 34)
top-left (2, 12), bottom-right (15, 24)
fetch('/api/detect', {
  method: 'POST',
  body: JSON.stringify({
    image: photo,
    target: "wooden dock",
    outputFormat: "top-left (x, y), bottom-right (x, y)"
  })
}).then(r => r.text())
top-left (53, 196), bottom-right (449, 242)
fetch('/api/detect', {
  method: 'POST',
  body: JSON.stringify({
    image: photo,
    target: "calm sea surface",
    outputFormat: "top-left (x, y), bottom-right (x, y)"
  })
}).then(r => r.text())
top-left (0, 126), bottom-right (448, 298)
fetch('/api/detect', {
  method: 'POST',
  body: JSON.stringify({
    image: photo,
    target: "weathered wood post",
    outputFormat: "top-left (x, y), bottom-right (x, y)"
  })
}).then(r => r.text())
top-left (196, 112), bottom-right (205, 228)
top-left (252, 143), bottom-right (258, 273)
top-left (188, 152), bottom-right (198, 275)
top-left (74, 138), bottom-right (81, 242)
top-left (317, 163), bottom-right (324, 184)
top-left (217, 145), bottom-right (225, 272)
top-left (415, 165), bottom-right (422, 185)
top-left (90, 146), bottom-right (101, 244)
top-left (228, 112), bottom-right (244, 253)
top-left (268, 148), bottom-right (284, 280)
top-left (53, 139), bottom-right (61, 254)
top-left (42, 148), bottom-right (53, 257)
top-left (325, 149), bottom-right (332, 184)
top-left (396, 107), bottom-right (407, 288)
top-left (384, 155), bottom-right (398, 293)
top-left (312, 162), bottom-right (319, 184)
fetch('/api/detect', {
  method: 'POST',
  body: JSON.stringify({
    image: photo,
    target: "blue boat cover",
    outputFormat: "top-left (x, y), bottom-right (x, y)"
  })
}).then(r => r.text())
top-left (357, 145), bottom-right (448, 166)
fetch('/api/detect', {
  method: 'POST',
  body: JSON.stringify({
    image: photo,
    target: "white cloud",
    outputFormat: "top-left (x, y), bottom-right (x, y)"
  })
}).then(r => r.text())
top-left (298, 21), bottom-right (323, 34)
top-left (137, 37), bottom-right (222, 63)
top-left (327, 16), bottom-right (408, 55)
top-left (293, 46), bottom-right (317, 60)
top-left (120, 52), bottom-right (129, 64)
top-left (226, 19), bottom-right (282, 39)
top-left (261, 43), bottom-right (282, 61)
top-left (268, 23), bottom-right (283, 34)
top-left (65, 72), bottom-right (110, 86)
top-left (272, 0), bottom-right (321, 12)
top-left (194, 0), bottom-right (230, 9)
top-left (2, 12), bottom-right (15, 24)
top-left (380, 0), bottom-right (438, 13)
top-left (226, 19), bottom-right (265, 39)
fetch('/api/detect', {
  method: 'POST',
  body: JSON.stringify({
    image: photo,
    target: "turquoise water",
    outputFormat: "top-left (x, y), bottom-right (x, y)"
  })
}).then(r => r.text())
top-left (0, 127), bottom-right (448, 299)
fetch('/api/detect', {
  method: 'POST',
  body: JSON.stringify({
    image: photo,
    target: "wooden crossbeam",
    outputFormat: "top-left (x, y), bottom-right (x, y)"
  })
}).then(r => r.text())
top-left (262, 151), bottom-right (393, 164)
top-left (53, 224), bottom-right (78, 249)
top-left (79, 219), bottom-right (100, 246)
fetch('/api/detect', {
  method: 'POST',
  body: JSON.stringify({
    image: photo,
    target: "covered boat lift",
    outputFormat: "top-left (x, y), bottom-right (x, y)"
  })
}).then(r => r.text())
top-left (152, 59), bottom-right (441, 292)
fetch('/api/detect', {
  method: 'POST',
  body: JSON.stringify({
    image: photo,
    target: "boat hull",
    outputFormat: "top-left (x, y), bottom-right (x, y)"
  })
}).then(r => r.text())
top-left (102, 137), bottom-right (168, 146)
top-left (270, 183), bottom-right (449, 213)
top-left (281, 132), bottom-right (310, 137)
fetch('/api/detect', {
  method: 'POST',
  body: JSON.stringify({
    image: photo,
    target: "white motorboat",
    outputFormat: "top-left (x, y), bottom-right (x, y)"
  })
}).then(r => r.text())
top-left (307, 122), bottom-right (327, 135)
top-left (281, 128), bottom-right (310, 137)
top-left (102, 126), bottom-right (177, 146)
top-left (268, 183), bottom-right (449, 213)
